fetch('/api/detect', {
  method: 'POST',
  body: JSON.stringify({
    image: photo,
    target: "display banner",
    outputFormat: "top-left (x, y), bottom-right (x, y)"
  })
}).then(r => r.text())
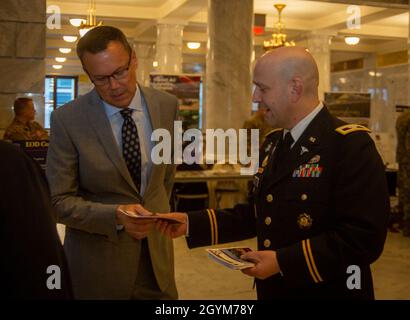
top-left (12, 140), bottom-right (49, 171)
top-left (150, 74), bottom-right (202, 129)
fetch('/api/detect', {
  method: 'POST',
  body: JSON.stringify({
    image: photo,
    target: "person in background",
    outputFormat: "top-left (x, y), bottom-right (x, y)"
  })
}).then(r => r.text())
top-left (396, 109), bottom-right (410, 237)
top-left (46, 26), bottom-right (178, 299)
top-left (0, 141), bottom-right (72, 299)
top-left (154, 47), bottom-right (390, 300)
top-left (3, 97), bottom-right (48, 141)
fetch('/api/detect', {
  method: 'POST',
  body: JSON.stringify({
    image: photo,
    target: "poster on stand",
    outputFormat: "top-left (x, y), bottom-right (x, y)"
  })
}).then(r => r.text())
top-left (150, 74), bottom-right (202, 129)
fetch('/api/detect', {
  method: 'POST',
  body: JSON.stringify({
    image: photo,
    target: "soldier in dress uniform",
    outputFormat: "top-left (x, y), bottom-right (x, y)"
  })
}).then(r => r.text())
top-left (396, 110), bottom-right (410, 237)
top-left (154, 47), bottom-right (390, 300)
top-left (3, 97), bottom-right (48, 141)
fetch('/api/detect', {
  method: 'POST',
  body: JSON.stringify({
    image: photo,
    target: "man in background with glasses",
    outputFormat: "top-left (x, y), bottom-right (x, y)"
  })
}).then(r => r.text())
top-left (46, 26), bottom-right (178, 299)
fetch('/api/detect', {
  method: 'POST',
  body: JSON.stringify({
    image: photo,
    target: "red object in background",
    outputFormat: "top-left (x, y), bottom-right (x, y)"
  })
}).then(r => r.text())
top-left (253, 26), bottom-right (265, 36)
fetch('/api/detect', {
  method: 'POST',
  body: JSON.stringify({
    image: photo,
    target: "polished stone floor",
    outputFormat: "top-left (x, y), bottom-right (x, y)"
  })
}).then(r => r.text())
top-left (56, 226), bottom-right (410, 300)
top-left (173, 231), bottom-right (410, 300)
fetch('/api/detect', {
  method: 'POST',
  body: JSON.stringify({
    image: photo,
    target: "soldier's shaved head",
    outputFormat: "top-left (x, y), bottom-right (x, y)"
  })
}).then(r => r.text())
top-left (252, 46), bottom-right (320, 129)
top-left (256, 46), bottom-right (319, 98)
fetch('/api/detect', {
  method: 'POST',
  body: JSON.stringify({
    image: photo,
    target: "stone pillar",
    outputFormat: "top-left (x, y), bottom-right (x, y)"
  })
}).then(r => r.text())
top-left (154, 23), bottom-right (184, 74)
top-left (133, 42), bottom-right (154, 87)
top-left (0, 0), bottom-right (46, 132)
top-left (305, 31), bottom-right (333, 101)
top-left (205, 0), bottom-right (253, 130)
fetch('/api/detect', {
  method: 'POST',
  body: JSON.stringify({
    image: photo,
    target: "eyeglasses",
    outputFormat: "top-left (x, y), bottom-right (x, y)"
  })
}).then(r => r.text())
top-left (90, 53), bottom-right (132, 86)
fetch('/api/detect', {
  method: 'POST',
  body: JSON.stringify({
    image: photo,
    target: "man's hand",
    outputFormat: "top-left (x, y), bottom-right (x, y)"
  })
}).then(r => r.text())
top-left (116, 204), bottom-right (156, 240)
top-left (240, 250), bottom-right (281, 279)
top-left (155, 212), bottom-right (188, 239)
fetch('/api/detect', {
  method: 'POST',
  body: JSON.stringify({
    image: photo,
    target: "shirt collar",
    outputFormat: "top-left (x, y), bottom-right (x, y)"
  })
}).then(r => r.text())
top-left (102, 85), bottom-right (142, 117)
top-left (284, 101), bottom-right (324, 144)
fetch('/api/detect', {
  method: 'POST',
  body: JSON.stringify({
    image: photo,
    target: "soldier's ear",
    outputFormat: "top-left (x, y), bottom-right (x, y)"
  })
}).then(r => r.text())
top-left (290, 77), bottom-right (303, 103)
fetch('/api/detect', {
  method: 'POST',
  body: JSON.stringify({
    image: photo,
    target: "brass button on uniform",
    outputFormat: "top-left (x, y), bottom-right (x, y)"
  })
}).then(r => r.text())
top-left (266, 194), bottom-right (273, 202)
top-left (265, 217), bottom-right (272, 226)
top-left (263, 239), bottom-right (271, 248)
top-left (301, 194), bottom-right (308, 201)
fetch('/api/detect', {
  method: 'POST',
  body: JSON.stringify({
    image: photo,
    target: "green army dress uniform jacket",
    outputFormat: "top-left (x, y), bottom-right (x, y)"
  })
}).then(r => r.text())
top-left (186, 106), bottom-right (390, 300)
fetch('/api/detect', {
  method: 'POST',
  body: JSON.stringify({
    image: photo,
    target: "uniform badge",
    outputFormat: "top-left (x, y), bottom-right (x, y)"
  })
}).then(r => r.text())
top-left (262, 155), bottom-right (269, 168)
top-left (308, 154), bottom-right (320, 164)
top-left (292, 164), bottom-right (323, 178)
top-left (265, 142), bottom-right (272, 153)
top-left (309, 137), bottom-right (316, 143)
top-left (297, 213), bottom-right (313, 229)
top-left (300, 146), bottom-right (309, 155)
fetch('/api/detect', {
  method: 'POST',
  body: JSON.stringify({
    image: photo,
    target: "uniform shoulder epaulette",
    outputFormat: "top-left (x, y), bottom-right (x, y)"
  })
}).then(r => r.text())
top-left (265, 128), bottom-right (283, 138)
top-left (335, 124), bottom-right (371, 135)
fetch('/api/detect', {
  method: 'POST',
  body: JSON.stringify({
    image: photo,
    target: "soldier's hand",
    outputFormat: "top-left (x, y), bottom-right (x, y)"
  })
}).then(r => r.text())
top-left (240, 250), bottom-right (281, 279)
top-left (116, 204), bottom-right (156, 240)
top-left (155, 213), bottom-right (188, 238)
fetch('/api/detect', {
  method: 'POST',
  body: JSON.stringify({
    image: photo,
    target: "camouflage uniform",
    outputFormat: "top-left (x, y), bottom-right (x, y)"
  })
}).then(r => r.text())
top-left (3, 118), bottom-right (48, 141)
top-left (396, 110), bottom-right (410, 236)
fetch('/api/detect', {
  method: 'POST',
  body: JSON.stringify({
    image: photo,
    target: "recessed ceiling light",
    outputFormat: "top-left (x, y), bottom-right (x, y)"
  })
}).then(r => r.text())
top-left (59, 48), bottom-right (72, 54)
top-left (63, 36), bottom-right (78, 43)
top-left (187, 42), bottom-right (201, 50)
top-left (55, 57), bottom-right (66, 63)
top-left (345, 36), bottom-right (360, 45)
top-left (69, 18), bottom-right (86, 27)
top-left (52, 65), bottom-right (63, 70)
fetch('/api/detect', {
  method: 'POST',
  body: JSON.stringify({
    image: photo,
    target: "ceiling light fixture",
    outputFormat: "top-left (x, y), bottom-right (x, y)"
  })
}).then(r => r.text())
top-left (78, 0), bottom-right (103, 37)
top-left (264, 4), bottom-right (295, 51)
top-left (52, 65), bottom-right (63, 70)
top-left (55, 57), bottom-right (66, 63)
top-left (187, 42), bottom-right (201, 50)
top-left (345, 36), bottom-right (360, 45)
top-left (69, 18), bottom-right (86, 27)
top-left (63, 35), bottom-right (78, 43)
top-left (59, 48), bottom-right (72, 54)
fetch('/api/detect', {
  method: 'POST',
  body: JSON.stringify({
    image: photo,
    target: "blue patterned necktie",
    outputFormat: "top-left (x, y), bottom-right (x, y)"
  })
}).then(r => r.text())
top-left (120, 108), bottom-right (141, 192)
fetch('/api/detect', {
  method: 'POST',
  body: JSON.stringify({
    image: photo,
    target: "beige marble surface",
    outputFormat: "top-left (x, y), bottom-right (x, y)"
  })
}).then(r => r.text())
top-left (205, 0), bottom-right (253, 131)
top-left (174, 232), bottom-right (410, 300)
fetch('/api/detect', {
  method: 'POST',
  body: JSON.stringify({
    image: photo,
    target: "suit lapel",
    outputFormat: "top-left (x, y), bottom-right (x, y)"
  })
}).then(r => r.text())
top-left (139, 86), bottom-right (162, 198)
top-left (85, 89), bottom-right (139, 193)
top-left (140, 86), bottom-right (161, 131)
top-left (265, 107), bottom-right (331, 189)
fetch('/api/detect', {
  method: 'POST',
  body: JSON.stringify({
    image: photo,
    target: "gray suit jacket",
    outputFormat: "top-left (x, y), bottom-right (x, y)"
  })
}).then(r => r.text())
top-left (46, 86), bottom-right (178, 299)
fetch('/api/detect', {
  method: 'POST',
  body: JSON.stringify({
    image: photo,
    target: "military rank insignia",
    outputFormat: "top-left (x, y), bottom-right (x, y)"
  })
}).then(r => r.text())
top-left (262, 155), bottom-right (269, 168)
top-left (297, 213), bottom-right (313, 229)
top-left (293, 164), bottom-right (323, 178)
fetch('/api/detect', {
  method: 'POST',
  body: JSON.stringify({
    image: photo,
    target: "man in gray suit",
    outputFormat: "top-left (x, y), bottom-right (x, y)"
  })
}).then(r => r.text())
top-left (46, 26), bottom-right (178, 299)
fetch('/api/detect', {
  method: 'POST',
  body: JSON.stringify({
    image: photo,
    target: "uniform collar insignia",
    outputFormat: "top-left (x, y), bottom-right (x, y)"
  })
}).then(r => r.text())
top-left (300, 146), bottom-right (309, 155)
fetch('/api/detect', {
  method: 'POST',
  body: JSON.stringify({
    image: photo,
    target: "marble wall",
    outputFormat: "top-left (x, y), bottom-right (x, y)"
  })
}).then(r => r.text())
top-left (0, 0), bottom-right (46, 129)
top-left (204, 0), bottom-right (253, 131)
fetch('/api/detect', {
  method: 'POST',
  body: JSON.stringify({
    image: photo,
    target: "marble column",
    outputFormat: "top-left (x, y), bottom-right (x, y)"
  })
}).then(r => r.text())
top-left (154, 23), bottom-right (184, 74)
top-left (0, 0), bottom-right (46, 132)
top-left (205, 0), bottom-right (253, 130)
top-left (133, 42), bottom-right (154, 87)
top-left (305, 31), bottom-right (333, 101)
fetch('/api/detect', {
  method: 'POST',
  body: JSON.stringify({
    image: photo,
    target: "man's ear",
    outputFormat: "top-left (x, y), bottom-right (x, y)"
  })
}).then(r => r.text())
top-left (132, 50), bottom-right (138, 69)
top-left (290, 78), bottom-right (303, 103)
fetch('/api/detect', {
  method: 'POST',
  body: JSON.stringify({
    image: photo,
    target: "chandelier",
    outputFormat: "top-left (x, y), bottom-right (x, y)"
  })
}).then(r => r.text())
top-left (263, 4), bottom-right (295, 51)
top-left (77, 0), bottom-right (103, 37)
